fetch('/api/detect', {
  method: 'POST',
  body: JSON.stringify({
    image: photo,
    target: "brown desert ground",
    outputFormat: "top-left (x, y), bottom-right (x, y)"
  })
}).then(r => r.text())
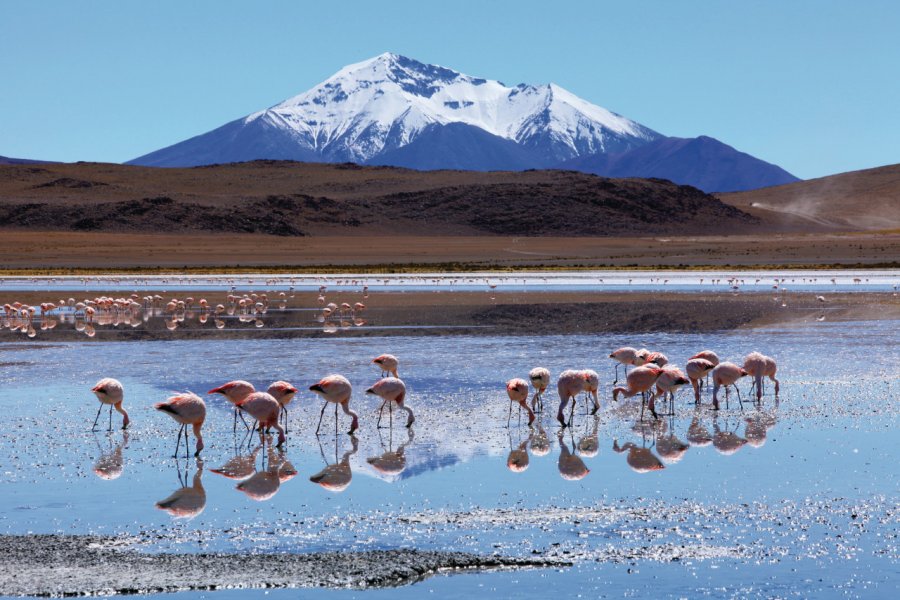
top-left (0, 160), bottom-right (896, 270)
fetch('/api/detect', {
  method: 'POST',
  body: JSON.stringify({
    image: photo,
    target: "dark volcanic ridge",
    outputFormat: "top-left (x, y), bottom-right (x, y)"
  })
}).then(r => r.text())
top-left (0, 160), bottom-right (757, 236)
top-left (0, 535), bottom-right (565, 596)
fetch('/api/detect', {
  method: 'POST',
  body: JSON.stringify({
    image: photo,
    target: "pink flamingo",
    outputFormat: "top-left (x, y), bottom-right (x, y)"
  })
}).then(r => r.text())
top-left (266, 381), bottom-right (298, 433)
top-left (556, 369), bottom-right (591, 428)
top-left (644, 351), bottom-right (669, 367)
top-left (711, 362), bottom-right (748, 410)
top-left (208, 380), bottom-right (255, 432)
top-left (373, 354), bottom-right (399, 378)
top-left (582, 369), bottom-right (601, 414)
top-left (528, 367), bottom-right (550, 412)
top-left (609, 347), bottom-right (639, 383)
top-left (236, 392), bottom-right (286, 447)
top-left (154, 392), bottom-right (206, 457)
top-left (506, 378), bottom-right (536, 426)
top-left (612, 366), bottom-right (664, 419)
top-left (366, 377), bottom-right (415, 428)
top-left (743, 352), bottom-right (780, 399)
top-left (686, 358), bottom-right (716, 403)
top-left (690, 350), bottom-right (720, 386)
top-left (651, 367), bottom-right (690, 415)
top-left (310, 375), bottom-right (359, 435)
top-left (90, 378), bottom-right (130, 431)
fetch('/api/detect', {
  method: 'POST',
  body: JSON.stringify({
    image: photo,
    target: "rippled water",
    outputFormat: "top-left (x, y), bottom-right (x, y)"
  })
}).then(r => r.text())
top-left (1, 301), bottom-right (899, 597)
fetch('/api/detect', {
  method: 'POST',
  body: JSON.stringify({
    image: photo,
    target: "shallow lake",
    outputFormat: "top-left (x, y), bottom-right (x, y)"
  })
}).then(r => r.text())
top-left (1, 276), bottom-right (898, 598)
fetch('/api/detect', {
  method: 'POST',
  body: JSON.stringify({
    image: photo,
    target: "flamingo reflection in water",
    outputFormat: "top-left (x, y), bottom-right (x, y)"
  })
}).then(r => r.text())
top-left (310, 434), bottom-right (359, 493)
top-left (367, 427), bottom-right (414, 480)
top-left (612, 438), bottom-right (665, 473)
top-left (744, 406), bottom-right (779, 448)
top-left (576, 415), bottom-right (601, 458)
top-left (506, 429), bottom-right (532, 473)
top-left (155, 459), bottom-right (206, 519)
top-left (235, 445), bottom-right (294, 502)
top-left (92, 431), bottom-right (129, 481)
top-left (712, 416), bottom-right (748, 456)
top-left (557, 431), bottom-right (590, 481)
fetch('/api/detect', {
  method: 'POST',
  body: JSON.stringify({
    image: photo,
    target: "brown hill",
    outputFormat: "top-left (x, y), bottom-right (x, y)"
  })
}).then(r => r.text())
top-left (720, 162), bottom-right (900, 231)
top-left (0, 160), bottom-right (756, 236)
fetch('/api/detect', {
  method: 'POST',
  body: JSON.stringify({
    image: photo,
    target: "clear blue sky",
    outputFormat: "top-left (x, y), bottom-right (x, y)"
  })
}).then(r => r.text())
top-left (2, 0), bottom-right (898, 179)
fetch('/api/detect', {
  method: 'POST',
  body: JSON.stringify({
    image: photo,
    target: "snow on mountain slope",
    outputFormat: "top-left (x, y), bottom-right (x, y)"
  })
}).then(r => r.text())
top-left (130, 53), bottom-right (660, 167)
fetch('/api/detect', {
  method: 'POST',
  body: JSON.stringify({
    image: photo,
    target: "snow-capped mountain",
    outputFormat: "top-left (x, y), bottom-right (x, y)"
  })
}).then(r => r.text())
top-left (128, 53), bottom-right (799, 191)
top-left (129, 52), bottom-right (660, 168)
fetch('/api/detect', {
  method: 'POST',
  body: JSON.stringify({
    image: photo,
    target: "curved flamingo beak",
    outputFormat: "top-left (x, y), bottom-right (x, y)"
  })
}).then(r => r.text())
top-left (309, 384), bottom-right (324, 393)
top-left (365, 387), bottom-right (375, 394)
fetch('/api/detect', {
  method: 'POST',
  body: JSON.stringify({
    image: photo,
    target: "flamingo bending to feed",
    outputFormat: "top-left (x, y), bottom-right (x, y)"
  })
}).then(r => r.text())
top-left (743, 352), bottom-right (780, 399)
top-left (506, 378), bottom-right (536, 426)
top-left (690, 350), bottom-right (720, 386)
top-left (154, 392), bottom-right (206, 457)
top-left (310, 375), bottom-right (359, 435)
top-left (90, 378), bottom-right (130, 431)
top-left (528, 367), bottom-right (550, 412)
top-left (237, 392), bottom-right (286, 447)
top-left (711, 362), bottom-right (748, 410)
top-left (651, 367), bottom-right (690, 415)
top-left (609, 347), bottom-right (639, 383)
top-left (208, 380), bottom-right (255, 432)
top-left (266, 381), bottom-right (298, 433)
top-left (686, 358), bottom-right (716, 403)
top-left (556, 369), bottom-right (592, 428)
top-left (366, 377), bottom-right (415, 428)
top-left (612, 366), bottom-right (664, 419)
top-left (373, 354), bottom-right (399, 378)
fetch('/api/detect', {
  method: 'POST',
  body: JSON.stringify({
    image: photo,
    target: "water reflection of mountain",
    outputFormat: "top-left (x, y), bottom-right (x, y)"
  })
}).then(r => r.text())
top-left (360, 446), bottom-right (463, 480)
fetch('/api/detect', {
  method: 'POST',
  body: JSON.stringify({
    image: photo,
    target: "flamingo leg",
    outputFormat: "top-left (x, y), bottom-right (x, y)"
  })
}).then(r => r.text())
top-left (91, 403), bottom-right (103, 431)
top-left (282, 406), bottom-right (289, 435)
top-left (173, 424), bottom-right (184, 458)
top-left (107, 404), bottom-right (113, 432)
top-left (734, 385), bottom-right (744, 409)
top-left (614, 363), bottom-right (619, 385)
top-left (377, 399), bottom-right (387, 428)
top-left (507, 400), bottom-right (513, 427)
top-left (315, 401), bottom-right (328, 434)
top-left (389, 401), bottom-right (393, 429)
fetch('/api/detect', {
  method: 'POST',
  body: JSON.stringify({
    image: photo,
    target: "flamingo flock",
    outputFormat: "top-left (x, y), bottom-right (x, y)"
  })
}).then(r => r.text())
top-left (90, 353), bottom-right (416, 457)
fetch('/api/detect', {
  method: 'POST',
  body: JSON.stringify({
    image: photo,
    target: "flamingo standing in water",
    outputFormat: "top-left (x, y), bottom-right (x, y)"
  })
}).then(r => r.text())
top-left (90, 378), bottom-right (130, 431)
top-left (154, 392), bottom-right (206, 457)
top-left (366, 377), bottom-right (415, 428)
top-left (711, 362), bottom-right (748, 410)
top-left (208, 380), bottom-right (255, 432)
top-left (582, 370), bottom-right (601, 414)
top-left (310, 375), bottom-right (359, 435)
top-left (266, 381), bottom-right (298, 433)
top-left (612, 366), bottom-right (664, 419)
top-left (686, 358), bottom-right (716, 403)
top-left (609, 347), bottom-right (639, 383)
top-left (528, 367), bottom-right (550, 412)
top-left (506, 378), bottom-right (536, 426)
top-left (556, 369), bottom-right (591, 428)
top-left (690, 350), bottom-right (720, 387)
top-left (236, 392), bottom-right (286, 447)
top-left (651, 367), bottom-right (690, 415)
top-left (743, 352), bottom-right (781, 399)
top-left (373, 354), bottom-right (399, 378)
